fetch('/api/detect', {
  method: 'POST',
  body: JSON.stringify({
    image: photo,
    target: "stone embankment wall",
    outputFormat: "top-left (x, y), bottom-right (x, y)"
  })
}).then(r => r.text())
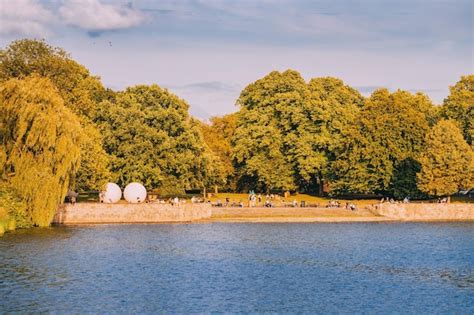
top-left (372, 203), bottom-right (474, 220)
top-left (53, 203), bottom-right (212, 224)
top-left (53, 202), bottom-right (474, 224)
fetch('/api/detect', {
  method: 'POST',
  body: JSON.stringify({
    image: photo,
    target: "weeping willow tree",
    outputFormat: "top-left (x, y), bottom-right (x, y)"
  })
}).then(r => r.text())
top-left (0, 76), bottom-right (82, 227)
top-left (0, 39), bottom-right (111, 191)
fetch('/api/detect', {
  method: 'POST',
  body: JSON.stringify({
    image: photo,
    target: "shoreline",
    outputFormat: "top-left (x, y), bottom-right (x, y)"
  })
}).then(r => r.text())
top-left (51, 217), bottom-right (474, 226)
top-left (49, 203), bottom-right (474, 225)
top-left (205, 217), bottom-right (474, 223)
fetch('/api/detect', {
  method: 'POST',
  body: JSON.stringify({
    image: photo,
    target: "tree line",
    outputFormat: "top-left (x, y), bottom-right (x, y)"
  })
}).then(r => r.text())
top-left (0, 39), bottom-right (472, 227)
top-left (205, 71), bottom-right (473, 199)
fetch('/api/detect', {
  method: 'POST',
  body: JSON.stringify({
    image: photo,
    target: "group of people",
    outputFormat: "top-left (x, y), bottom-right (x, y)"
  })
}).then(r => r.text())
top-left (380, 197), bottom-right (396, 204)
top-left (70, 190), bottom-right (454, 209)
top-left (212, 192), bottom-right (289, 208)
top-left (169, 197), bottom-right (180, 206)
top-left (215, 198), bottom-right (245, 207)
top-left (345, 202), bottom-right (357, 211)
top-left (326, 199), bottom-right (341, 208)
top-left (71, 190), bottom-right (365, 211)
top-left (380, 197), bottom-right (411, 204)
top-left (326, 199), bottom-right (357, 211)
top-left (248, 192), bottom-right (282, 207)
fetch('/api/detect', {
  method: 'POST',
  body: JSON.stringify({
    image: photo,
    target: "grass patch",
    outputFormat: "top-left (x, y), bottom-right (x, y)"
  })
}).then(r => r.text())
top-left (207, 193), bottom-right (380, 207)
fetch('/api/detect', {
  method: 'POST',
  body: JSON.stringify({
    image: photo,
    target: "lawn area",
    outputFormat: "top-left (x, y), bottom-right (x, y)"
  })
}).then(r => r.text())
top-left (74, 191), bottom-right (381, 207)
top-left (207, 193), bottom-right (380, 207)
top-left (75, 191), bottom-right (473, 205)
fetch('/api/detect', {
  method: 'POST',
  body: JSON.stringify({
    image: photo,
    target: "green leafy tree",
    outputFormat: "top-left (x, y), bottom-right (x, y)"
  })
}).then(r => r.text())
top-left (0, 39), bottom-right (111, 191)
top-left (295, 77), bottom-right (364, 192)
top-left (96, 85), bottom-right (218, 194)
top-left (417, 120), bottom-right (474, 197)
top-left (233, 71), bottom-right (364, 193)
top-left (330, 89), bottom-right (433, 195)
top-left (200, 113), bottom-right (238, 191)
top-left (0, 76), bottom-right (82, 226)
top-left (72, 124), bottom-right (112, 191)
top-left (440, 75), bottom-right (474, 144)
top-left (233, 70), bottom-right (306, 191)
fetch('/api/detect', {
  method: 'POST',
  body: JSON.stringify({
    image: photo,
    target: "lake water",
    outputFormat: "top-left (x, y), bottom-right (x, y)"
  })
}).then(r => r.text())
top-left (0, 223), bottom-right (473, 313)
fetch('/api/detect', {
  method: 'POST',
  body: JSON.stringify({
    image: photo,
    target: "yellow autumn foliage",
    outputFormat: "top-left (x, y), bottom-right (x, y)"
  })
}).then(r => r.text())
top-left (0, 76), bottom-right (82, 226)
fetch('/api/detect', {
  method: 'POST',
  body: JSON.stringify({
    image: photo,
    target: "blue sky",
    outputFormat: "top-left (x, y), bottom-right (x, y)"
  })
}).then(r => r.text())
top-left (0, 0), bottom-right (473, 119)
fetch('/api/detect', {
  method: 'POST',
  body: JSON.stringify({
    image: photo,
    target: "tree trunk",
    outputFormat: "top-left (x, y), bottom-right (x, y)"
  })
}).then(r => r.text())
top-left (214, 185), bottom-right (218, 194)
top-left (318, 173), bottom-right (324, 196)
top-left (203, 187), bottom-right (206, 200)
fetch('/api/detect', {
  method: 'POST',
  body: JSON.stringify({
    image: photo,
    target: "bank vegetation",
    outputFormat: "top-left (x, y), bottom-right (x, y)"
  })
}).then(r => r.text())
top-left (0, 39), bottom-right (472, 232)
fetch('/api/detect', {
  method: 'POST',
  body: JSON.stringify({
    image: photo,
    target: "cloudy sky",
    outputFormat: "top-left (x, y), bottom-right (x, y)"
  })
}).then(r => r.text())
top-left (0, 0), bottom-right (472, 119)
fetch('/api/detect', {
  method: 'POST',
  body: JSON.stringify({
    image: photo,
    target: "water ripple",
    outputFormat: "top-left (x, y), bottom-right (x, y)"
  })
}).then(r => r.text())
top-left (0, 222), bottom-right (473, 313)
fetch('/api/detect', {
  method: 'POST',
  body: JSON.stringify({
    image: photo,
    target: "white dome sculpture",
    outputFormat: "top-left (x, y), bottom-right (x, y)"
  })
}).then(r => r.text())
top-left (124, 182), bottom-right (147, 203)
top-left (103, 183), bottom-right (122, 203)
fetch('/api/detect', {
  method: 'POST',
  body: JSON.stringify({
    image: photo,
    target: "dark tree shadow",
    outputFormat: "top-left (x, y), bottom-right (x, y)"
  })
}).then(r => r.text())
top-left (388, 157), bottom-right (426, 200)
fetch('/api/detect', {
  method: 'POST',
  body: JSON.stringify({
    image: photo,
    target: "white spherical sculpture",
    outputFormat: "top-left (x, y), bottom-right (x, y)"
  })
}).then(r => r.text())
top-left (124, 182), bottom-right (147, 203)
top-left (103, 183), bottom-right (122, 203)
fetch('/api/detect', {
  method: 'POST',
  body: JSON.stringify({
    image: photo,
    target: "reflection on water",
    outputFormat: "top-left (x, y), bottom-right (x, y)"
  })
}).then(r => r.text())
top-left (0, 223), bottom-right (473, 313)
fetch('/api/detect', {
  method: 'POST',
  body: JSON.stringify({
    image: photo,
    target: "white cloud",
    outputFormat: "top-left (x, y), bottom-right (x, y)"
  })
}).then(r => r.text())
top-left (59, 0), bottom-right (146, 31)
top-left (0, 0), bottom-right (54, 37)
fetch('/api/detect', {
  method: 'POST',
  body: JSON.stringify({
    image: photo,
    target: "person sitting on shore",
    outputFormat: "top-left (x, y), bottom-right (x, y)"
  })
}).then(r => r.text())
top-left (67, 189), bottom-right (78, 205)
top-left (249, 194), bottom-right (257, 207)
